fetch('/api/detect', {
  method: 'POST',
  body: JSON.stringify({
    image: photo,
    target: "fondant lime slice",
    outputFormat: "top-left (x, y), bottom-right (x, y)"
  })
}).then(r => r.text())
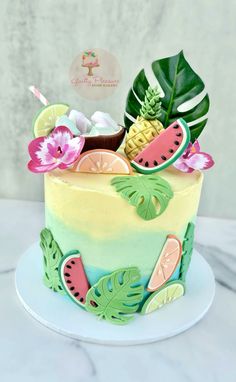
top-left (33, 103), bottom-right (69, 137)
top-left (141, 281), bottom-right (185, 314)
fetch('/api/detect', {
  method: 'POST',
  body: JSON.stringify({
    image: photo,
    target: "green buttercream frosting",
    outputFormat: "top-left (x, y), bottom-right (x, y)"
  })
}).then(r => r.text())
top-left (179, 222), bottom-right (195, 281)
top-left (111, 175), bottom-right (173, 221)
top-left (85, 267), bottom-right (144, 325)
top-left (140, 86), bottom-right (162, 120)
top-left (40, 228), bottom-right (65, 294)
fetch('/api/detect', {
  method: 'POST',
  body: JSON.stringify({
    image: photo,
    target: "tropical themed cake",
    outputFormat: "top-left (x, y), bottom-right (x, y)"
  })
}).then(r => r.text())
top-left (27, 51), bottom-right (214, 325)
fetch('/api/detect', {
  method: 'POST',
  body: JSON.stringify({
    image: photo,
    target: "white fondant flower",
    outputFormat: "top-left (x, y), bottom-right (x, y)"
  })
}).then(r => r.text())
top-left (56, 115), bottom-right (80, 136)
top-left (91, 111), bottom-right (119, 132)
top-left (69, 110), bottom-right (93, 135)
top-left (68, 110), bottom-right (119, 136)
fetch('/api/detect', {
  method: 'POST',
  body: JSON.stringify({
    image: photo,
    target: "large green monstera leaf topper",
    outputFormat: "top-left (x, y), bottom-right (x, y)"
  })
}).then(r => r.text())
top-left (124, 51), bottom-right (209, 142)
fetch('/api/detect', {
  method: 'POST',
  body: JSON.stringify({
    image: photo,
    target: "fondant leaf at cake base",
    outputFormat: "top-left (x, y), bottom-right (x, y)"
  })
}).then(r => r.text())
top-left (111, 175), bottom-right (173, 220)
top-left (40, 228), bottom-right (65, 295)
top-left (179, 222), bottom-right (195, 281)
top-left (85, 267), bottom-right (144, 325)
top-left (124, 51), bottom-right (209, 142)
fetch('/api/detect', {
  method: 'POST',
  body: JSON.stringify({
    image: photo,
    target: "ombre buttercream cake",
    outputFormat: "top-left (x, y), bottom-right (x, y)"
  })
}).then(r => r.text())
top-left (45, 168), bottom-right (203, 288)
top-left (27, 52), bottom-right (214, 325)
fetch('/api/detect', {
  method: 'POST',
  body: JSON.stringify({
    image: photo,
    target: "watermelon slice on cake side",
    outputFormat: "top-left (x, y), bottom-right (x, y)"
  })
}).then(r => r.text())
top-left (59, 250), bottom-right (90, 308)
top-left (131, 118), bottom-right (191, 174)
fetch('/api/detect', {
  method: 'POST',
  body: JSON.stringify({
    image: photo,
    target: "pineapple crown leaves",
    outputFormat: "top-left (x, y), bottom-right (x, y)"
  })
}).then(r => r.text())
top-left (140, 86), bottom-right (162, 120)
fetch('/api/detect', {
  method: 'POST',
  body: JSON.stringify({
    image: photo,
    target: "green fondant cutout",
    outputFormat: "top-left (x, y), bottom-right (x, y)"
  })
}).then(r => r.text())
top-left (140, 86), bottom-right (162, 120)
top-left (124, 51), bottom-right (209, 142)
top-left (85, 267), bottom-right (144, 325)
top-left (40, 228), bottom-right (65, 294)
top-left (111, 175), bottom-right (173, 220)
top-left (141, 280), bottom-right (185, 315)
top-left (179, 222), bottom-right (195, 281)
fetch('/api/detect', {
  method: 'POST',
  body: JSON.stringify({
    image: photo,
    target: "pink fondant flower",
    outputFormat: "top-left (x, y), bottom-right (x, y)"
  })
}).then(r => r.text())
top-left (173, 140), bottom-right (214, 173)
top-left (28, 126), bottom-right (85, 173)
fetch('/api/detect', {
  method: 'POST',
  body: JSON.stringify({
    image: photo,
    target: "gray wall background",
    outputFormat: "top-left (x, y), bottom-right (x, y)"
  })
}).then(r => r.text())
top-left (0, 0), bottom-right (235, 218)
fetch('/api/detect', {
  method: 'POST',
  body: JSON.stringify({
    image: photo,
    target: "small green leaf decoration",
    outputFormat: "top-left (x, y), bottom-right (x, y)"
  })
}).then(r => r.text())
top-left (85, 267), bottom-right (144, 325)
top-left (124, 51), bottom-right (209, 142)
top-left (179, 222), bottom-right (195, 281)
top-left (40, 228), bottom-right (65, 295)
top-left (111, 175), bottom-right (173, 220)
top-left (140, 86), bottom-right (162, 120)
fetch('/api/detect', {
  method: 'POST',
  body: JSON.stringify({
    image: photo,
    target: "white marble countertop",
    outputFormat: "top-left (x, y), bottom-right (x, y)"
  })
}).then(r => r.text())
top-left (0, 199), bottom-right (236, 382)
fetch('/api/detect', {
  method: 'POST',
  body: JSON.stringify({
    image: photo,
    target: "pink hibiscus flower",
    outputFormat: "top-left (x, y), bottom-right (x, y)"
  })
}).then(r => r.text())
top-left (28, 126), bottom-right (85, 173)
top-left (173, 140), bottom-right (214, 173)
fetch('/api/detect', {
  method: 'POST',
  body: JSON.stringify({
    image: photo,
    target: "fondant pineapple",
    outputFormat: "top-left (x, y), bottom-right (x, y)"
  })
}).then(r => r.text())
top-left (125, 86), bottom-right (164, 160)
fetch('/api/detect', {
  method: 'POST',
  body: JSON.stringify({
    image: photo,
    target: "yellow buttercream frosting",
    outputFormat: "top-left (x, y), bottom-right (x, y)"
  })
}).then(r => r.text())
top-left (45, 167), bottom-right (203, 239)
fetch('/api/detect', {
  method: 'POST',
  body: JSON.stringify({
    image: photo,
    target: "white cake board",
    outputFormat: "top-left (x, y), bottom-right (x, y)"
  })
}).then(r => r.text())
top-left (15, 243), bottom-right (215, 346)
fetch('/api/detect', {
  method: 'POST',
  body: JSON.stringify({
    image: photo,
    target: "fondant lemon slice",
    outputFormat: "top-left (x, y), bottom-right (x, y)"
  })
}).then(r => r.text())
top-left (71, 149), bottom-right (133, 174)
top-left (33, 103), bottom-right (69, 137)
top-left (141, 281), bottom-right (185, 314)
top-left (147, 235), bottom-right (182, 292)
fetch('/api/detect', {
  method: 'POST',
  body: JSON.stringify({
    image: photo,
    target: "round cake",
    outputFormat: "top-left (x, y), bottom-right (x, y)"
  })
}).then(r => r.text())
top-left (45, 168), bottom-right (203, 287)
top-left (27, 51), bottom-right (214, 324)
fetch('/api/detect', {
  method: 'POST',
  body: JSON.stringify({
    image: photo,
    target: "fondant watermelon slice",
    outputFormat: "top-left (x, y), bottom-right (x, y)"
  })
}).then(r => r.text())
top-left (131, 118), bottom-right (190, 174)
top-left (59, 250), bottom-right (90, 308)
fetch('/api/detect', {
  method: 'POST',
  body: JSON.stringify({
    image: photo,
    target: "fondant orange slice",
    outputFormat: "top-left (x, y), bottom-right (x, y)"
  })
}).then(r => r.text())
top-left (71, 149), bottom-right (133, 174)
top-left (147, 235), bottom-right (182, 292)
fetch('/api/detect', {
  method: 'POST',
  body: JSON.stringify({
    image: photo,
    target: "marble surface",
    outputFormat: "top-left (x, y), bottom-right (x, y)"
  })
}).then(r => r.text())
top-left (0, 0), bottom-right (236, 219)
top-left (0, 199), bottom-right (236, 381)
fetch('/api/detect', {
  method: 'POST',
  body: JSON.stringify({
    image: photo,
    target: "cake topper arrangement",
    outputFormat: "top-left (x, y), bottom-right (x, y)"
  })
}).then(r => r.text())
top-left (29, 51), bottom-right (214, 325)
top-left (27, 51), bottom-right (214, 222)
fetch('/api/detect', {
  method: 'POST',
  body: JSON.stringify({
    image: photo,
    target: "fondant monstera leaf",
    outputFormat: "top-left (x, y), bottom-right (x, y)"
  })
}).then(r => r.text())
top-left (111, 175), bottom-right (173, 220)
top-left (179, 222), bottom-right (195, 281)
top-left (40, 228), bottom-right (65, 294)
top-left (125, 51), bottom-right (209, 142)
top-left (85, 267), bottom-right (144, 325)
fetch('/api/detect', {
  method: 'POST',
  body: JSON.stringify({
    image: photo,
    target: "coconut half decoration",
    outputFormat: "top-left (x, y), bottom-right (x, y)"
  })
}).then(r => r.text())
top-left (68, 110), bottom-right (125, 152)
